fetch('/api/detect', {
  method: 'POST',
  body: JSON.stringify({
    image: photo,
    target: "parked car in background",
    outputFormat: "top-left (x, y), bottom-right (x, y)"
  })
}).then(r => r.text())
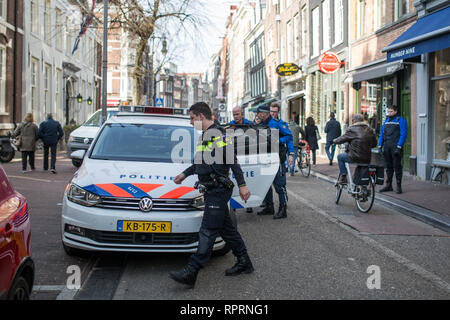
top-left (0, 165), bottom-right (34, 300)
top-left (67, 108), bottom-right (118, 167)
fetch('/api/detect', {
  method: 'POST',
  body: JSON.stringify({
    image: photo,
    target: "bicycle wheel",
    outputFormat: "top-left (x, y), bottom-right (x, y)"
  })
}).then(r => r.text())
top-left (355, 177), bottom-right (376, 213)
top-left (335, 176), bottom-right (343, 205)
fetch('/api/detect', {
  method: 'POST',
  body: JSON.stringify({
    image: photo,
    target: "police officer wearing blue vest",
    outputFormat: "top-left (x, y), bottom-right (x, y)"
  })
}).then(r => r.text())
top-left (169, 102), bottom-right (253, 288)
top-left (378, 105), bottom-right (408, 194)
top-left (256, 102), bottom-right (295, 219)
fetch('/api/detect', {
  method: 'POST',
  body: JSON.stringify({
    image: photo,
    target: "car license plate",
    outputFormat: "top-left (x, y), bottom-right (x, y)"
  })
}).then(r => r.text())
top-left (117, 221), bottom-right (171, 233)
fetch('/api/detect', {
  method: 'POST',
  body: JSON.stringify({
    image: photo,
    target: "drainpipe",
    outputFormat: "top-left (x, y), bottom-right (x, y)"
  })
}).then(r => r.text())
top-left (12, 0), bottom-right (18, 128)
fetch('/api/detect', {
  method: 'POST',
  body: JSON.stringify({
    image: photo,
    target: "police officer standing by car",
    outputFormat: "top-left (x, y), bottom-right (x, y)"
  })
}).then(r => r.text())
top-left (256, 103), bottom-right (295, 219)
top-left (378, 105), bottom-right (408, 194)
top-left (169, 102), bottom-right (253, 288)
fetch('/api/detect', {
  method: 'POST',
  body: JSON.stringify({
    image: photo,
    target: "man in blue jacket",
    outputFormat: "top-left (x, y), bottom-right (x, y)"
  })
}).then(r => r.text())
top-left (230, 106), bottom-right (252, 125)
top-left (38, 113), bottom-right (64, 174)
top-left (378, 105), bottom-right (408, 194)
top-left (255, 103), bottom-right (295, 219)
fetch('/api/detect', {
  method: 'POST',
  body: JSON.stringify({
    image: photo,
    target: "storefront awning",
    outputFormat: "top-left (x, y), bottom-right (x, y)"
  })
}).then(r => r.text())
top-left (352, 61), bottom-right (404, 83)
top-left (383, 6), bottom-right (450, 62)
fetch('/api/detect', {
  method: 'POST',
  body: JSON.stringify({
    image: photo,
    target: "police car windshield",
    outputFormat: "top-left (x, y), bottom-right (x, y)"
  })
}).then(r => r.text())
top-left (90, 123), bottom-right (195, 163)
top-left (84, 110), bottom-right (118, 127)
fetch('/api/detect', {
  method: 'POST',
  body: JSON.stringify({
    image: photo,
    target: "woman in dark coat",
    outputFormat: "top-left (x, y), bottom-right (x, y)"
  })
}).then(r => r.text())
top-left (304, 116), bottom-right (319, 165)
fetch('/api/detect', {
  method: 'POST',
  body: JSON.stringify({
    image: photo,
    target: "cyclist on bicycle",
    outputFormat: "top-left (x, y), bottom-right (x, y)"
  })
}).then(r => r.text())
top-left (333, 114), bottom-right (377, 184)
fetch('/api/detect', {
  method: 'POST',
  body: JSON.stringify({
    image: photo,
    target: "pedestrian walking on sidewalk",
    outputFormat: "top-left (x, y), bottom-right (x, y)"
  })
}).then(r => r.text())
top-left (288, 112), bottom-right (302, 176)
top-left (38, 113), bottom-right (64, 174)
top-left (378, 105), bottom-right (408, 194)
top-left (14, 113), bottom-right (38, 173)
top-left (324, 112), bottom-right (341, 166)
top-left (305, 116), bottom-right (319, 165)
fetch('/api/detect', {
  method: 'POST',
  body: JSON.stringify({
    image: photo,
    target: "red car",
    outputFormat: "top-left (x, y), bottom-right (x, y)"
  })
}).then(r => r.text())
top-left (0, 165), bottom-right (34, 300)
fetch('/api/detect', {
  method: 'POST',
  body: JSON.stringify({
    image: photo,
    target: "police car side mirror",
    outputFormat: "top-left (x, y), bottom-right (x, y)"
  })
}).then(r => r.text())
top-left (71, 150), bottom-right (86, 160)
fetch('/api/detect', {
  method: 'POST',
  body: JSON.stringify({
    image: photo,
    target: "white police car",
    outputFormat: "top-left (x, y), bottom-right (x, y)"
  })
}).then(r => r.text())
top-left (62, 106), bottom-right (279, 255)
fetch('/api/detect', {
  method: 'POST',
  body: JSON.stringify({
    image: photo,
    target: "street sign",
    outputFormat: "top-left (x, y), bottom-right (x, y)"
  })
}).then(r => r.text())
top-left (318, 51), bottom-right (342, 74)
top-left (276, 63), bottom-right (300, 76)
top-left (155, 98), bottom-right (164, 106)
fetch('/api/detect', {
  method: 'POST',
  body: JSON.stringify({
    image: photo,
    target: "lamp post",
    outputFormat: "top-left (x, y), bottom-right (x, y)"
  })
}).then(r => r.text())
top-left (101, 0), bottom-right (108, 124)
top-left (150, 34), bottom-right (168, 105)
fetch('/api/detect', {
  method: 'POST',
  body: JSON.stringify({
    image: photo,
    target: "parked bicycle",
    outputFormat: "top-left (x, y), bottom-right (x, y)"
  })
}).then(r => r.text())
top-left (296, 139), bottom-right (311, 177)
top-left (335, 162), bottom-right (377, 213)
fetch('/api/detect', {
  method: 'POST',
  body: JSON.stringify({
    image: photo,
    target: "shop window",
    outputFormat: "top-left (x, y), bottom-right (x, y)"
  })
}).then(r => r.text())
top-left (432, 48), bottom-right (450, 162)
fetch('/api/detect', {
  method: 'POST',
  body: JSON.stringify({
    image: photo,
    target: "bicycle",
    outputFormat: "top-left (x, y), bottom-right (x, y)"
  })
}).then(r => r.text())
top-left (296, 139), bottom-right (311, 177)
top-left (335, 162), bottom-right (377, 213)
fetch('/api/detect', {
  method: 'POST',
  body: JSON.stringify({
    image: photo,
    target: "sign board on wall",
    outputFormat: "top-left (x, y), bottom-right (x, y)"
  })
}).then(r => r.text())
top-left (318, 51), bottom-right (342, 74)
top-left (276, 63), bottom-right (300, 76)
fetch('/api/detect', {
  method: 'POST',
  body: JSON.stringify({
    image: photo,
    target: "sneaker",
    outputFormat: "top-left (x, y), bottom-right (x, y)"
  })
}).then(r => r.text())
top-left (22, 170), bottom-right (27, 173)
top-left (50, 169), bottom-right (57, 174)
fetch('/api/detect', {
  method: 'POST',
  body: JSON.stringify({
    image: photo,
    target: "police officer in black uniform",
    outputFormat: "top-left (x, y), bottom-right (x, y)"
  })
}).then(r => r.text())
top-left (169, 102), bottom-right (253, 288)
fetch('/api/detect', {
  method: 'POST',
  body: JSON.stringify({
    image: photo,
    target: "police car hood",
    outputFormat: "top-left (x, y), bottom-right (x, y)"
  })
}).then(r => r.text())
top-left (70, 125), bottom-right (101, 139)
top-left (73, 159), bottom-right (200, 199)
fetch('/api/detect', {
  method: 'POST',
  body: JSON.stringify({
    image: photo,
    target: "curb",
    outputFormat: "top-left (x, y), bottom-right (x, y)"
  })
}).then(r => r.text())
top-left (310, 170), bottom-right (450, 234)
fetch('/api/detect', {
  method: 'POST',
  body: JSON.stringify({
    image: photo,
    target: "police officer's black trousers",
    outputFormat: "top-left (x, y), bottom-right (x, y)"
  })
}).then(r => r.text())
top-left (188, 187), bottom-right (247, 271)
top-left (383, 144), bottom-right (402, 184)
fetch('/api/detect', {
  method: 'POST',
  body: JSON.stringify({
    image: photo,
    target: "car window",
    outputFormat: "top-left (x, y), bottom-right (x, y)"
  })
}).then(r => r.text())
top-left (90, 123), bottom-right (195, 163)
top-left (83, 110), bottom-right (118, 127)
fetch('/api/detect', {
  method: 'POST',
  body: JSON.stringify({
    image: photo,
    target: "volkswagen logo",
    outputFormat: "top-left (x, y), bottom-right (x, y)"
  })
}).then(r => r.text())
top-left (83, 137), bottom-right (90, 144)
top-left (139, 197), bottom-right (153, 212)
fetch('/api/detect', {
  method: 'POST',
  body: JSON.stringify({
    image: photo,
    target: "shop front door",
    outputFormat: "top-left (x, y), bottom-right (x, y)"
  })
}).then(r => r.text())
top-left (401, 89), bottom-right (412, 171)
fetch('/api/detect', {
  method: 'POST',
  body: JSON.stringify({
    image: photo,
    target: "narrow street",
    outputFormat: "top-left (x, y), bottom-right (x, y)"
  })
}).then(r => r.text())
top-left (2, 155), bottom-right (449, 300)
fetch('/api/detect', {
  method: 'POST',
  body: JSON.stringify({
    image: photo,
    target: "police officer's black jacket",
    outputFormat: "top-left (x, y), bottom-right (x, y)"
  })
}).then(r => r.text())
top-left (182, 123), bottom-right (246, 187)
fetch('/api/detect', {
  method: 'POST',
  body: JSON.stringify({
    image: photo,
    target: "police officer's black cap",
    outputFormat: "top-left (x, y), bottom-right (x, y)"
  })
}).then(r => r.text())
top-left (256, 104), bottom-right (270, 113)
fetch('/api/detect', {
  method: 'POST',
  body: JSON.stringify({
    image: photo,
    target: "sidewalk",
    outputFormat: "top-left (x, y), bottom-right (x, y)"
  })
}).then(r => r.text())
top-left (310, 156), bottom-right (450, 233)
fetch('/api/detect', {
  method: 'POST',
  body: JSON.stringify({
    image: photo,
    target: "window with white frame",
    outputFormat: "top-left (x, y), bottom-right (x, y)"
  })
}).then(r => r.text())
top-left (0, 0), bottom-right (6, 20)
top-left (55, 68), bottom-right (62, 118)
top-left (56, 8), bottom-right (63, 50)
top-left (31, 0), bottom-right (39, 34)
top-left (44, 0), bottom-right (51, 42)
top-left (367, 83), bottom-right (377, 101)
top-left (395, 0), bottom-right (409, 20)
top-left (334, 0), bottom-right (344, 45)
top-left (0, 46), bottom-right (5, 113)
top-left (44, 64), bottom-right (51, 114)
top-left (312, 6), bottom-right (320, 57)
top-left (322, 0), bottom-right (330, 51)
top-left (31, 58), bottom-right (39, 113)
top-left (301, 6), bottom-right (307, 56)
top-left (374, 0), bottom-right (386, 30)
top-left (287, 20), bottom-right (292, 62)
top-left (294, 14), bottom-right (299, 61)
top-left (357, 0), bottom-right (367, 39)
top-left (267, 28), bottom-right (273, 54)
top-left (66, 17), bottom-right (72, 55)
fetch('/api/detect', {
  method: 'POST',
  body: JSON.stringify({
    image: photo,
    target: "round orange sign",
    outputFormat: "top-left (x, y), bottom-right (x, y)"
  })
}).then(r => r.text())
top-left (318, 51), bottom-right (342, 74)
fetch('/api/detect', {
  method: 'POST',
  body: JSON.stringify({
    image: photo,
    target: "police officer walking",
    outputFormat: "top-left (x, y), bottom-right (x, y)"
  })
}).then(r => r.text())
top-left (256, 103), bottom-right (295, 219)
top-left (169, 102), bottom-right (253, 288)
top-left (378, 105), bottom-right (408, 194)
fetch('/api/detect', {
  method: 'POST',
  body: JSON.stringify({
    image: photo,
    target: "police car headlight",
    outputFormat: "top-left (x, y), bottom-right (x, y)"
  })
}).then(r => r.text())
top-left (191, 195), bottom-right (204, 209)
top-left (67, 184), bottom-right (101, 207)
top-left (68, 135), bottom-right (74, 144)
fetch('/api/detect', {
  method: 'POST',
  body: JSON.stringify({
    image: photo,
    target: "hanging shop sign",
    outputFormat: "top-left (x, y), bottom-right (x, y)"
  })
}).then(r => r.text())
top-left (276, 63), bottom-right (301, 76)
top-left (318, 51), bottom-right (342, 74)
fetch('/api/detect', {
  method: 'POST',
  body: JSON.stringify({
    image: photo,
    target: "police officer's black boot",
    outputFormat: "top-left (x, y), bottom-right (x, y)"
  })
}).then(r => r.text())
top-left (258, 203), bottom-right (274, 215)
top-left (225, 252), bottom-right (254, 276)
top-left (169, 264), bottom-right (198, 288)
top-left (396, 179), bottom-right (402, 194)
top-left (273, 204), bottom-right (287, 219)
